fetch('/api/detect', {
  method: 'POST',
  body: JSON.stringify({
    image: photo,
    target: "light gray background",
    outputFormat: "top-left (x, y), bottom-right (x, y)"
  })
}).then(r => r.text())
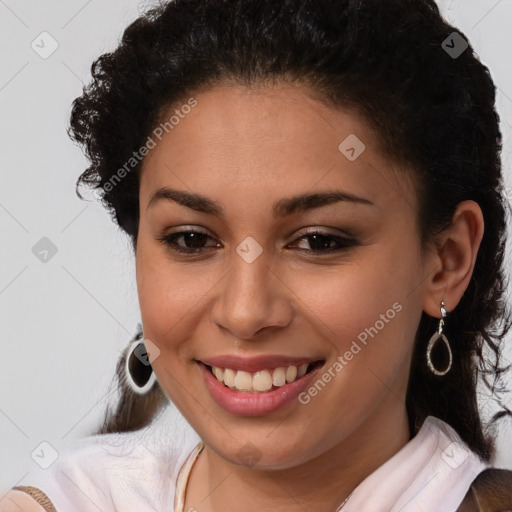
top-left (0, 0), bottom-right (511, 491)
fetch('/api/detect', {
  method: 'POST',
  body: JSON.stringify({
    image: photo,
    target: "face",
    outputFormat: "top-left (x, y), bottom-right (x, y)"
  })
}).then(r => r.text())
top-left (136, 82), bottom-right (429, 470)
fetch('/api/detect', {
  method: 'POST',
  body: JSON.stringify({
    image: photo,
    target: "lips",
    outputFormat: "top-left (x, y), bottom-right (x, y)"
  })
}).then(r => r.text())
top-left (197, 355), bottom-right (325, 415)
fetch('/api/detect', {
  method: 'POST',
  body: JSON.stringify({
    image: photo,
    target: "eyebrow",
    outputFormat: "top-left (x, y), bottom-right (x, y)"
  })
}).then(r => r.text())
top-left (146, 187), bottom-right (374, 217)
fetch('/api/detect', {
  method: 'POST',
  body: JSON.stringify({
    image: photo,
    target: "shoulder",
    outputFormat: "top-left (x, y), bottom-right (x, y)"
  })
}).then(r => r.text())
top-left (0, 487), bottom-right (50, 512)
top-left (409, 416), bottom-right (512, 512)
top-left (6, 431), bottom-right (155, 512)
top-left (426, 417), bottom-right (512, 511)
top-left (458, 468), bottom-right (512, 512)
top-left (3, 410), bottom-right (200, 512)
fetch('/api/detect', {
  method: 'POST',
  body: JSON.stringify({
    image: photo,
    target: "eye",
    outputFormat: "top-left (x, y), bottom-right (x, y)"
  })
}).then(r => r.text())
top-left (157, 228), bottom-right (358, 255)
top-left (157, 229), bottom-right (220, 253)
top-left (289, 231), bottom-right (358, 254)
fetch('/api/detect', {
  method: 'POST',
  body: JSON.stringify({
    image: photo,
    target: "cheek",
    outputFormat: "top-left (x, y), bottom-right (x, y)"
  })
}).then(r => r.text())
top-left (135, 239), bottom-right (199, 349)
top-left (135, 236), bottom-right (234, 377)
top-left (135, 246), bottom-right (206, 407)
top-left (297, 258), bottom-right (399, 339)
top-left (295, 267), bottom-right (418, 428)
top-left (297, 244), bottom-right (420, 374)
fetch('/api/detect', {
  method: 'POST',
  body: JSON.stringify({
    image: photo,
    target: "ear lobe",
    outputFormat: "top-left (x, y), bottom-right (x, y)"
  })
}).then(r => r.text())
top-left (422, 200), bottom-right (484, 317)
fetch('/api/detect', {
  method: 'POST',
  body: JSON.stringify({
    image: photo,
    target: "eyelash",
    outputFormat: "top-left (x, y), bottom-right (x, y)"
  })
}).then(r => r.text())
top-left (156, 229), bottom-right (358, 255)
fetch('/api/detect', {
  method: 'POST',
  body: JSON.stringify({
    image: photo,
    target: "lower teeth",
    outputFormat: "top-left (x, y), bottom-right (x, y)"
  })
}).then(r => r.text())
top-left (225, 384), bottom-right (279, 393)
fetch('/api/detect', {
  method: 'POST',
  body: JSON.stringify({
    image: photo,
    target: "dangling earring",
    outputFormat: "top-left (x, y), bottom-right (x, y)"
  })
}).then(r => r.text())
top-left (426, 301), bottom-right (453, 376)
top-left (125, 323), bottom-right (157, 394)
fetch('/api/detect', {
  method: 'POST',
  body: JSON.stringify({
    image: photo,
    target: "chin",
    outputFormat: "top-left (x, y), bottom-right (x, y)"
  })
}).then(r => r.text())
top-left (205, 432), bottom-right (318, 471)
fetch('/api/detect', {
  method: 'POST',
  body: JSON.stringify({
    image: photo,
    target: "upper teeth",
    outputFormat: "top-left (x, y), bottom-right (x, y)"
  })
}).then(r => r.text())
top-left (211, 363), bottom-right (309, 392)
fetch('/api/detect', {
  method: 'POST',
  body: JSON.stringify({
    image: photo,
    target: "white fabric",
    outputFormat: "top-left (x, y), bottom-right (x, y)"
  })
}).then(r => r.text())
top-left (21, 408), bottom-right (488, 512)
top-left (341, 416), bottom-right (488, 511)
top-left (23, 406), bottom-right (201, 512)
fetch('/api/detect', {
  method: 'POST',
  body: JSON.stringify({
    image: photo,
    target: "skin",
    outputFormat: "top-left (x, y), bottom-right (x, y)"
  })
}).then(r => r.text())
top-left (135, 82), bottom-right (484, 512)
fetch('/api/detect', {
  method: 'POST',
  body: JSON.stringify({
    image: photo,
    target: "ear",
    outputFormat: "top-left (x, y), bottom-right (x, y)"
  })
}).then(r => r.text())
top-left (422, 200), bottom-right (484, 317)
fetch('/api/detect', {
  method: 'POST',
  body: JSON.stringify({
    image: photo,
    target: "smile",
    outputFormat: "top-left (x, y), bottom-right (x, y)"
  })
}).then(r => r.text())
top-left (197, 358), bottom-right (325, 416)
top-left (208, 363), bottom-right (310, 392)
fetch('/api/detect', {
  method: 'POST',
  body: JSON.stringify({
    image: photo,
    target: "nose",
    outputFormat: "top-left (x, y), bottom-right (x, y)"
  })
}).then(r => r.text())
top-left (212, 247), bottom-right (293, 340)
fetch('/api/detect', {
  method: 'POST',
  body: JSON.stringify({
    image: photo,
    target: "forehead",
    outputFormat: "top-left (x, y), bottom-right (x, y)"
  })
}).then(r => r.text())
top-left (139, 83), bottom-right (416, 214)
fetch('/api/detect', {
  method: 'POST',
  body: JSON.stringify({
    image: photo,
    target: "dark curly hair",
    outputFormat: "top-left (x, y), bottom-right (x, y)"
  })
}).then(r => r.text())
top-left (69, 0), bottom-right (512, 460)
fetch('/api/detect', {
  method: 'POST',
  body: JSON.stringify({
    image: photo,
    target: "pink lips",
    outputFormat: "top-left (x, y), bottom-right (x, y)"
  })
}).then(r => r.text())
top-left (197, 356), bottom-right (324, 416)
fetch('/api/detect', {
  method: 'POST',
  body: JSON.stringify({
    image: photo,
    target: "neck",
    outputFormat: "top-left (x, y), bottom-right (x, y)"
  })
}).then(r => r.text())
top-left (187, 400), bottom-right (411, 512)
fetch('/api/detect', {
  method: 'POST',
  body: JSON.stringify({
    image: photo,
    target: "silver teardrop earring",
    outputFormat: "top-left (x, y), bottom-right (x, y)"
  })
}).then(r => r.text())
top-left (125, 323), bottom-right (157, 394)
top-left (426, 301), bottom-right (453, 376)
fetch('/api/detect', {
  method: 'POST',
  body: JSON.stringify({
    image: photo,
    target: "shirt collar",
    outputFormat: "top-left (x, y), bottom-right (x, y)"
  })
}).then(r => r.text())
top-left (340, 416), bottom-right (489, 512)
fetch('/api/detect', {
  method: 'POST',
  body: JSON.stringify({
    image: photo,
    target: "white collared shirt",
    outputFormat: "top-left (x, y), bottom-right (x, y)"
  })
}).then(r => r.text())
top-left (12, 408), bottom-right (488, 512)
top-left (340, 416), bottom-right (488, 511)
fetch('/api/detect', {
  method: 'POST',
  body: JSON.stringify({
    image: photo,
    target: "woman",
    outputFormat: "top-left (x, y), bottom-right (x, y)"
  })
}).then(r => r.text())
top-left (2, 0), bottom-right (512, 510)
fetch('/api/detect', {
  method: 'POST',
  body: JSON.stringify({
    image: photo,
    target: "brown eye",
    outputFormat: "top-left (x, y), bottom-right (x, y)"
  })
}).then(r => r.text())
top-left (156, 229), bottom-right (357, 256)
top-left (157, 230), bottom-right (220, 253)
top-left (290, 232), bottom-right (358, 254)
